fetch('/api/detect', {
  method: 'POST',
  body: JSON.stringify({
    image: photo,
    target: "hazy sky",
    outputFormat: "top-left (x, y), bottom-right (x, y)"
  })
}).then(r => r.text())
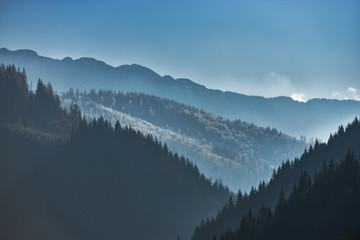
top-left (1, 0), bottom-right (359, 101)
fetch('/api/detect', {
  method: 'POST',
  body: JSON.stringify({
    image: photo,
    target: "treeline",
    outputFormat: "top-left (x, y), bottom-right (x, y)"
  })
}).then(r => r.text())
top-left (191, 118), bottom-right (360, 240)
top-left (62, 88), bottom-right (307, 191)
top-left (0, 64), bottom-right (230, 240)
top-left (0, 64), bottom-right (79, 133)
top-left (193, 152), bottom-right (360, 240)
top-left (63, 88), bottom-right (306, 162)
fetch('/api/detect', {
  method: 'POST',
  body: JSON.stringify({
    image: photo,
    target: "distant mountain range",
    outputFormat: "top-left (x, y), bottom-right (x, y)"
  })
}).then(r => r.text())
top-left (61, 90), bottom-right (306, 191)
top-left (1, 48), bottom-right (359, 139)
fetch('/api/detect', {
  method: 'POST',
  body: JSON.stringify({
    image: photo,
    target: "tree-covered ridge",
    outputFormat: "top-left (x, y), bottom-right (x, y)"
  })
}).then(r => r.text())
top-left (0, 64), bottom-right (230, 240)
top-left (63, 89), bottom-right (304, 154)
top-left (62, 89), bottom-right (307, 191)
top-left (191, 118), bottom-right (360, 240)
top-left (193, 152), bottom-right (360, 240)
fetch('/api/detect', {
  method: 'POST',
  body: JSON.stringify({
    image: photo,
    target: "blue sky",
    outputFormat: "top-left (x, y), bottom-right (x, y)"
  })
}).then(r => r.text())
top-left (1, 0), bottom-right (359, 101)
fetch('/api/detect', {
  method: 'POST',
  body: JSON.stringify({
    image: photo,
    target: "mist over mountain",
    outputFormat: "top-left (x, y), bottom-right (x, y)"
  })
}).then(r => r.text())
top-left (192, 118), bottom-right (360, 240)
top-left (1, 48), bottom-right (359, 140)
top-left (0, 64), bottom-right (231, 240)
top-left (61, 89), bottom-right (306, 191)
top-left (2, 0), bottom-right (360, 238)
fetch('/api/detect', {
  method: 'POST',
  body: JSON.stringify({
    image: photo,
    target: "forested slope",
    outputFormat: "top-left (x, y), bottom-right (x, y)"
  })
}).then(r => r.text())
top-left (62, 89), bottom-right (306, 191)
top-left (192, 118), bottom-right (360, 240)
top-left (0, 64), bottom-right (230, 240)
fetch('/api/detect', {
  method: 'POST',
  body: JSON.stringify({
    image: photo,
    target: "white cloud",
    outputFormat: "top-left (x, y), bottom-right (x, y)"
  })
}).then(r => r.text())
top-left (348, 87), bottom-right (357, 94)
top-left (332, 87), bottom-right (360, 101)
top-left (291, 93), bottom-right (307, 102)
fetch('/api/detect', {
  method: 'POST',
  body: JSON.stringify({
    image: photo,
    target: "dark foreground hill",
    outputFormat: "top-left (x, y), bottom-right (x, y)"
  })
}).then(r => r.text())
top-left (61, 89), bottom-right (306, 191)
top-left (0, 65), bottom-right (230, 240)
top-left (191, 118), bottom-right (360, 240)
top-left (1, 48), bottom-right (359, 139)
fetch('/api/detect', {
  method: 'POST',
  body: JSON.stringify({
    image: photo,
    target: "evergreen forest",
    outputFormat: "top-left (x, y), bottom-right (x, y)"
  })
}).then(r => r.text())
top-left (0, 64), bottom-right (359, 240)
top-left (0, 64), bottom-right (230, 239)
top-left (191, 118), bottom-right (360, 240)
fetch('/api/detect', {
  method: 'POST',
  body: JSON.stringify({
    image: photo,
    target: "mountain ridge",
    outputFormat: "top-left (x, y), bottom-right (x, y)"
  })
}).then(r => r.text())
top-left (0, 63), bottom-right (231, 240)
top-left (61, 89), bottom-right (307, 191)
top-left (1, 47), bottom-right (359, 139)
top-left (191, 117), bottom-right (360, 240)
top-left (4, 48), bottom-right (353, 103)
top-left (0, 48), bottom-right (301, 101)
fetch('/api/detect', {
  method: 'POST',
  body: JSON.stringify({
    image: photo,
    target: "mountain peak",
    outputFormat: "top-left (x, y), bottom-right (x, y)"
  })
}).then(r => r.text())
top-left (0, 48), bottom-right (38, 57)
top-left (76, 57), bottom-right (109, 66)
top-left (62, 56), bottom-right (73, 62)
top-left (115, 64), bottom-right (161, 79)
top-left (162, 75), bottom-right (175, 81)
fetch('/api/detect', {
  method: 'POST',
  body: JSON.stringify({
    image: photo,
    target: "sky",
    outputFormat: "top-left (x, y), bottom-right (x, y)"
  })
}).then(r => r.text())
top-left (1, 0), bottom-right (359, 101)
